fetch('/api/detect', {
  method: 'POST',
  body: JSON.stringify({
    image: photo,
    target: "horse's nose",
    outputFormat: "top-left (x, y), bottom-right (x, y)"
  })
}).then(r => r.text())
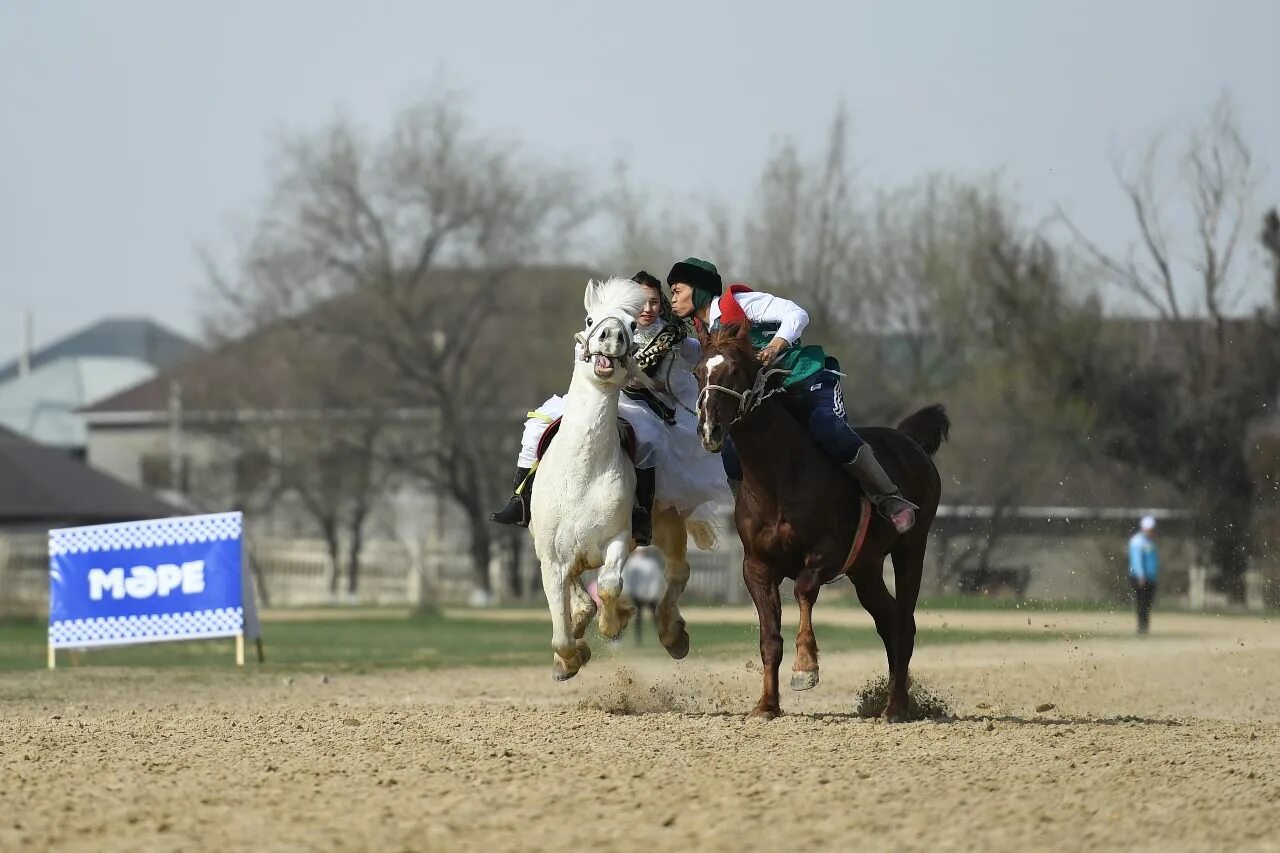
top-left (700, 421), bottom-right (723, 450)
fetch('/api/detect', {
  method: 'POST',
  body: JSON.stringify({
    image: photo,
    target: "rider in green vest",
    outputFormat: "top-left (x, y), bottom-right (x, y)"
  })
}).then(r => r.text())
top-left (668, 257), bottom-right (919, 533)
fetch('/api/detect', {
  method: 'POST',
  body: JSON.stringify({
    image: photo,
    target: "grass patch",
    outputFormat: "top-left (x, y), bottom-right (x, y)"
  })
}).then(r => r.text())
top-left (0, 611), bottom-right (1070, 673)
top-left (914, 596), bottom-right (1121, 613)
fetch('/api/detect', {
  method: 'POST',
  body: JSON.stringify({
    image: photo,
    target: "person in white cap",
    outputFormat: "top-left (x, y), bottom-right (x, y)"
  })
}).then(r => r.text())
top-left (1128, 515), bottom-right (1160, 634)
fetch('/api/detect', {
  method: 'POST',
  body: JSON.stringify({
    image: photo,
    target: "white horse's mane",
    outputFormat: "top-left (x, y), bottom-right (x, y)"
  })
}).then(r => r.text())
top-left (585, 277), bottom-right (647, 318)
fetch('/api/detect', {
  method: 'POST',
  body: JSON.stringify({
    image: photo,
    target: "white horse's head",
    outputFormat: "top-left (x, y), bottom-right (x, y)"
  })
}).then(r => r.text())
top-left (577, 277), bottom-right (645, 386)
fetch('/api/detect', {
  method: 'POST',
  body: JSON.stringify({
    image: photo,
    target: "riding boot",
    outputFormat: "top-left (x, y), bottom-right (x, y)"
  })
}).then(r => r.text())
top-left (489, 466), bottom-right (534, 527)
top-left (632, 466), bottom-right (656, 546)
top-left (843, 445), bottom-right (918, 534)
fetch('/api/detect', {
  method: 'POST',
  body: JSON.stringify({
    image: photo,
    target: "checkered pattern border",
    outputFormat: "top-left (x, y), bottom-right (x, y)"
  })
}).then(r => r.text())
top-left (49, 512), bottom-right (242, 557)
top-left (49, 607), bottom-right (244, 649)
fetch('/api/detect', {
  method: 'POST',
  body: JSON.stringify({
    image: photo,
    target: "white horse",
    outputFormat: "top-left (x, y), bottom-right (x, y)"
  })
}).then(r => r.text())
top-left (530, 277), bottom-right (654, 680)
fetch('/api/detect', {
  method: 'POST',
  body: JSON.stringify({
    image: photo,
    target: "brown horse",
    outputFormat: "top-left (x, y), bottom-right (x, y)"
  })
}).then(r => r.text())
top-left (696, 323), bottom-right (949, 721)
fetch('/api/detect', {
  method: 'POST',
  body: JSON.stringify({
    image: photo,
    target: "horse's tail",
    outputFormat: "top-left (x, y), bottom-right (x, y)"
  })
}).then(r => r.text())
top-left (685, 518), bottom-right (719, 551)
top-left (897, 404), bottom-right (951, 457)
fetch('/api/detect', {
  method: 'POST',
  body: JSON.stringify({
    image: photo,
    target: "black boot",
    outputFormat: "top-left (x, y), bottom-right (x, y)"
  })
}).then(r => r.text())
top-left (843, 445), bottom-right (918, 533)
top-left (490, 467), bottom-right (534, 527)
top-left (632, 466), bottom-right (656, 546)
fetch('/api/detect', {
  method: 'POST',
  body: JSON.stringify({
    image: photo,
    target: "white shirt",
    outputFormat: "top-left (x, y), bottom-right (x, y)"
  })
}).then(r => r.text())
top-left (707, 290), bottom-right (810, 344)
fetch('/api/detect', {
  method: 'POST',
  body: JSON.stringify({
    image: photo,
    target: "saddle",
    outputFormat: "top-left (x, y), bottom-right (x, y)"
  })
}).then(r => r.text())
top-left (535, 416), bottom-right (638, 463)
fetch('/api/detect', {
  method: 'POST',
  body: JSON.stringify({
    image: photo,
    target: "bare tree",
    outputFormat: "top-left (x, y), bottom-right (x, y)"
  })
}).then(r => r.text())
top-left (740, 104), bottom-right (868, 341)
top-left (1051, 96), bottom-right (1279, 599)
top-left (1263, 208), bottom-right (1280, 304)
top-left (600, 162), bottom-right (728, 275)
top-left (207, 93), bottom-right (593, 599)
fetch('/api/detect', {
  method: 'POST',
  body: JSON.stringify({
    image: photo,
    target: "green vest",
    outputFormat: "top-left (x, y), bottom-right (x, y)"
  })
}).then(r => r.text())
top-left (732, 321), bottom-right (833, 388)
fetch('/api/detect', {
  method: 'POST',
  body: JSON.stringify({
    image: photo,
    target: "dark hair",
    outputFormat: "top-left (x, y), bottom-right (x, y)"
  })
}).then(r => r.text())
top-left (632, 270), bottom-right (663, 290)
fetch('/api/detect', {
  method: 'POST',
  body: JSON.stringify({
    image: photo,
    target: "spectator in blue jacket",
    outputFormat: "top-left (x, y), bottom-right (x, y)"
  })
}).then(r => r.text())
top-left (1128, 515), bottom-right (1159, 634)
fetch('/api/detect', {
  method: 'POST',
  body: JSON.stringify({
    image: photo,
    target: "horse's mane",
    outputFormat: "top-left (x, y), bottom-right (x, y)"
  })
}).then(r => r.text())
top-left (587, 276), bottom-right (647, 318)
top-left (704, 323), bottom-right (757, 366)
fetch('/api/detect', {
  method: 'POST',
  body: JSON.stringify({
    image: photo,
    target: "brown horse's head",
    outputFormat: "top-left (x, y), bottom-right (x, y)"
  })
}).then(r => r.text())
top-left (695, 322), bottom-right (760, 452)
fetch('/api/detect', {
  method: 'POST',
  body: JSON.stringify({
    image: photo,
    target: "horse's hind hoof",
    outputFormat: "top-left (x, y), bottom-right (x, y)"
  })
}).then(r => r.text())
top-left (748, 705), bottom-right (781, 721)
top-left (790, 670), bottom-right (819, 691)
top-left (882, 705), bottom-right (912, 723)
top-left (552, 664), bottom-right (579, 682)
top-left (663, 629), bottom-right (690, 661)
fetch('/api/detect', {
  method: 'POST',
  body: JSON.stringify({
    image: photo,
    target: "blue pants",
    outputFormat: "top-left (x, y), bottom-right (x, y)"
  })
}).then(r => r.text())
top-left (721, 369), bottom-right (866, 481)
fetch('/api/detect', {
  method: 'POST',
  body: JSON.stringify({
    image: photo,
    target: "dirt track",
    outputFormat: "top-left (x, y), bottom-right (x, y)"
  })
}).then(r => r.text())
top-left (3, 609), bottom-right (1279, 852)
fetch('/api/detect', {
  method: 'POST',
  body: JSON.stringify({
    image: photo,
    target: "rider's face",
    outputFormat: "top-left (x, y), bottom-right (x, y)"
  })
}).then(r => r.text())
top-left (669, 282), bottom-right (695, 318)
top-left (637, 285), bottom-right (662, 327)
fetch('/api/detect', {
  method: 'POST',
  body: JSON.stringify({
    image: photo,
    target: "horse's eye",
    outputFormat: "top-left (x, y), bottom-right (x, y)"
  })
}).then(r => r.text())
top-left (586, 317), bottom-right (594, 327)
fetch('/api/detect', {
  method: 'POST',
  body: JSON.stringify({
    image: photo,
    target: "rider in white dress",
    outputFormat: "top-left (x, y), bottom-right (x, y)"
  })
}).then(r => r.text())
top-left (490, 271), bottom-right (730, 544)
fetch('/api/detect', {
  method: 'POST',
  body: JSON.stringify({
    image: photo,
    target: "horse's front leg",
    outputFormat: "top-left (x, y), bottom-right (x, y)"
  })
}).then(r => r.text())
top-left (595, 533), bottom-right (635, 640)
top-left (543, 561), bottom-right (588, 680)
top-left (653, 510), bottom-right (690, 660)
top-left (744, 556), bottom-right (783, 719)
top-left (790, 568), bottom-right (822, 691)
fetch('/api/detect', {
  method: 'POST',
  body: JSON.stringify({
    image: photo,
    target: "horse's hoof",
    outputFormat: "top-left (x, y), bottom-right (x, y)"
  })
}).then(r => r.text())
top-left (552, 650), bottom-right (584, 682)
top-left (881, 704), bottom-right (911, 723)
top-left (662, 628), bottom-right (690, 661)
top-left (748, 705), bottom-right (782, 721)
top-left (790, 670), bottom-right (819, 691)
top-left (597, 603), bottom-right (634, 641)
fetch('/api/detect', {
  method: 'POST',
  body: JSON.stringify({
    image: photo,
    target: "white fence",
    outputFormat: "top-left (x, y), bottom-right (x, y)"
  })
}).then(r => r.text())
top-left (0, 522), bottom-right (749, 615)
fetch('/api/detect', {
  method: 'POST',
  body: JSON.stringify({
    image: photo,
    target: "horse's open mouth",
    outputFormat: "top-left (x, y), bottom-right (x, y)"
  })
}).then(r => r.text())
top-left (592, 354), bottom-right (615, 378)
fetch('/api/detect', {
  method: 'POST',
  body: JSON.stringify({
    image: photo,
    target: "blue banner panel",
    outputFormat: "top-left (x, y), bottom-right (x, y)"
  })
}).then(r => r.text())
top-left (48, 512), bottom-right (244, 649)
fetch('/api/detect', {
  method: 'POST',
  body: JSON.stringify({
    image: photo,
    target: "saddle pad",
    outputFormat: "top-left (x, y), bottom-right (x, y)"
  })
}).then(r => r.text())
top-left (535, 416), bottom-right (637, 463)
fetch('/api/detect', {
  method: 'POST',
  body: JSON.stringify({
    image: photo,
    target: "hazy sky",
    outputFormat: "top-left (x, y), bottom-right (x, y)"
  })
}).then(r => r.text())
top-left (2, 0), bottom-right (1277, 361)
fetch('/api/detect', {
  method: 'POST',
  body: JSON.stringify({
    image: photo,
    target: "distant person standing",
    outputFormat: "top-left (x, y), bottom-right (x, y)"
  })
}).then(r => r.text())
top-left (1128, 515), bottom-right (1159, 634)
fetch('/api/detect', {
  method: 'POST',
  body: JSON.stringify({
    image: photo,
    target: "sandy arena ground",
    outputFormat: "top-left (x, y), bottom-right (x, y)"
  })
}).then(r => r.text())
top-left (3, 608), bottom-right (1279, 852)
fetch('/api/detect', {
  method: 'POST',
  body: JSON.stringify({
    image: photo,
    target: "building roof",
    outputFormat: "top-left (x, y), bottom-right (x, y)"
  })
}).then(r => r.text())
top-left (0, 356), bottom-right (156, 446)
top-left (82, 265), bottom-right (597, 417)
top-left (0, 425), bottom-right (178, 525)
top-left (0, 317), bottom-right (199, 384)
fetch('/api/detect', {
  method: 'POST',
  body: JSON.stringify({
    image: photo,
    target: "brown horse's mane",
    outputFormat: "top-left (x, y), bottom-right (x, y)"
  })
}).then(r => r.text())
top-left (703, 322), bottom-right (756, 367)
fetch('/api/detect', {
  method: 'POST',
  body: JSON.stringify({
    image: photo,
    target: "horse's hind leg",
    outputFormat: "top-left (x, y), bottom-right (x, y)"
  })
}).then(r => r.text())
top-left (543, 562), bottom-right (588, 680)
top-left (744, 557), bottom-right (784, 720)
top-left (569, 575), bottom-right (598, 640)
top-left (851, 562), bottom-right (897, 709)
top-left (884, 536), bottom-right (926, 722)
top-left (790, 569), bottom-right (821, 691)
top-left (653, 510), bottom-right (691, 660)
top-left (596, 533), bottom-right (635, 640)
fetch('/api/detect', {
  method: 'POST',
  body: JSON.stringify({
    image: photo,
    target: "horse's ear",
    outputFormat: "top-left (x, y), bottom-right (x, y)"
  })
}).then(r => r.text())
top-left (583, 279), bottom-right (600, 313)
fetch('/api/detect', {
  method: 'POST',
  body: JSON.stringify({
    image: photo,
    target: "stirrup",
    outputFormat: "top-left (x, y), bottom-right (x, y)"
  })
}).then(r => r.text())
top-left (489, 494), bottom-right (530, 527)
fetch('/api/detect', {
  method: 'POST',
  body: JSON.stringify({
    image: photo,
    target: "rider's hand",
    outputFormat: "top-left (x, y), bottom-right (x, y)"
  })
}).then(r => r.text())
top-left (757, 338), bottom-right (787, 365)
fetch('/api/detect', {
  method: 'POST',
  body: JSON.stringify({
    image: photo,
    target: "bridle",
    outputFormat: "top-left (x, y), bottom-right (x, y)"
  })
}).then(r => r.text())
top-left (699, 362), bottom-right (792, 427)
top-left (576, 316), bottom-right (635, 363)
